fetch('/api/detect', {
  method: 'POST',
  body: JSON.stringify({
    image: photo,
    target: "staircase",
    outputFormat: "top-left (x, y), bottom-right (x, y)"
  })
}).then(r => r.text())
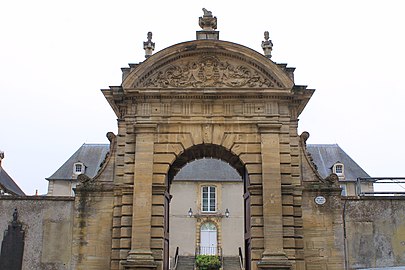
top-left (176, 256), bottom-right (195, 270)
top-left (223, 256), bottom-right (241, 270)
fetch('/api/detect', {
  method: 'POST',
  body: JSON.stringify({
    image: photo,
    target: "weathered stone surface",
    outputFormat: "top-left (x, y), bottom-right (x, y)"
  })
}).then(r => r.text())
top-left (343, 198), bottom-right (405, 269)
top-left (0, 197), bottom-right (74, 270)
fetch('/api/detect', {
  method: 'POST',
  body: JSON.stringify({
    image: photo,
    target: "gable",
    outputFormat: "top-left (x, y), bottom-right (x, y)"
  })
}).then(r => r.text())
top-left (122, 40), bottom-right (294, 91)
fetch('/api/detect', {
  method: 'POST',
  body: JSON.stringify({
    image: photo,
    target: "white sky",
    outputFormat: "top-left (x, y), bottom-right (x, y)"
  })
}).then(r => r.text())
top-left (1, 0), bottom-right (404, 195)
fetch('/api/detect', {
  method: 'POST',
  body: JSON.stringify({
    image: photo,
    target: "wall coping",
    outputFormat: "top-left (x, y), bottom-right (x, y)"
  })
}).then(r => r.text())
top-left (0, 195), bottom-right (75, 201)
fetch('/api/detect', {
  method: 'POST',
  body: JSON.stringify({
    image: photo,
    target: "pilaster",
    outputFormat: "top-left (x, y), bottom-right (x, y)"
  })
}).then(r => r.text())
top-left (124, 124), bottom-right (158, 269)
top-left (257, 123), bottom-right (292, 269)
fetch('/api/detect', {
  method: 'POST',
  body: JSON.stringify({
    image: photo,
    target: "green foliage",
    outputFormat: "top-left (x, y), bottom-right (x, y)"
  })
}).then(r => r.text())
top-left (196, 255), bottom-right (221, 270)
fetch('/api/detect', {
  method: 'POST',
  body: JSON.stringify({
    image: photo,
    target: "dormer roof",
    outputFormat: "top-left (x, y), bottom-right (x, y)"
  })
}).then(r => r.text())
top-left (46, 144), bottom-right (109, 181)
top-left (0, 165), bottom-right (25, 196)
top-left (306, 144), bottom-right (370, 181)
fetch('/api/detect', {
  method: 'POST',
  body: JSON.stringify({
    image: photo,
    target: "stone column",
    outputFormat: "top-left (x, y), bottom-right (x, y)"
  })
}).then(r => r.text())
top-left (257, 123), bottom-right (291, 269)
top-left (123, 124), bottom-right (157, 270)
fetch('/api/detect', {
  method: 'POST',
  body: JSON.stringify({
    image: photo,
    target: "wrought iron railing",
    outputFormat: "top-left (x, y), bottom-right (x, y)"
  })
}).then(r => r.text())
top-left (173, 246), bottom-right (179, 270)
top-left (238, 246), bottom-right (244, 270)
top-left (356, 177), bottom-right (405, 196)
top-left (196, 244), bottom-right (222, 256)
top-left (199, 246), bottom-right (219, 255)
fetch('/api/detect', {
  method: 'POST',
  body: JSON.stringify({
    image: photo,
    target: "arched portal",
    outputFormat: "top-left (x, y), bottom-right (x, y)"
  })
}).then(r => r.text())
top-left (165, 144), bottom-right (251, 269)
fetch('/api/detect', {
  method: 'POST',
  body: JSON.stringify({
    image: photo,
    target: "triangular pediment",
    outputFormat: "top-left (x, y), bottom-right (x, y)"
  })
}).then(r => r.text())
top-left (122, 40), bottom-right (294, 91)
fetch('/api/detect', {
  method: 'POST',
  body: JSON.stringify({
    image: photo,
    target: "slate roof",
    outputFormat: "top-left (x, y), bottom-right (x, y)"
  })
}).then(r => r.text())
top-left (173, 158), bottom-right (242, 182)
top-left (306, 144), bottom-right (370, 181)
top-left (49, 143), bottom-right (369, 183)
top-left (0, 165), bottom-right (25, 196)
top-left (47, 144), bottom-right (109, 181)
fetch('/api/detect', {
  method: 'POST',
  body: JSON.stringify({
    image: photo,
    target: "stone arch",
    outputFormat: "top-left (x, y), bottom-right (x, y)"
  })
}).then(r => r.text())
top-left (163, 143), bottom-right (251, 269)
top-left (167, 143), bottom-right (245, 184)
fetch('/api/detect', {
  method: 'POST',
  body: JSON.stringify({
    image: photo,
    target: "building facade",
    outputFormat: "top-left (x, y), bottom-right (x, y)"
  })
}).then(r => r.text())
top-left (3, 10), bottom-right (405, 270)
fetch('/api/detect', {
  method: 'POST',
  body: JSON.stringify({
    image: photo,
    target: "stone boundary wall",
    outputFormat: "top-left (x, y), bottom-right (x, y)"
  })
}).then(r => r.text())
top-left (0, 196), bottom-right (74, 270)
top-left (344, 197), bottom-right (405, 269)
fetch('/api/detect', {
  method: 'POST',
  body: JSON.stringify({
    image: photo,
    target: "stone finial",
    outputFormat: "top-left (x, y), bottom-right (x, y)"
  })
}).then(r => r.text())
top-left (143, 31), bottom-right (155, 59)
top-left (199, 8), bottom-right (217, 31)
top-left (0, 151), bottom-right (4, 166)
top-left (197, 8), bottom-right (219, 40)
top-left (261, 31), bottom-right (273, 58)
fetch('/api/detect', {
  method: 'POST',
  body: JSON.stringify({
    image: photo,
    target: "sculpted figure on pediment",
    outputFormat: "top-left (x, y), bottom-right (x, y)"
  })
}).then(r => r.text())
top-left (141, 55), bottom-right (279, 88)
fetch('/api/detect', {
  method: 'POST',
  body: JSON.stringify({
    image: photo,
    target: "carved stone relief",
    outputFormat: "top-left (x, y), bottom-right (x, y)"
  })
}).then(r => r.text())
top-left (140, 55), bottom-right (281, 88)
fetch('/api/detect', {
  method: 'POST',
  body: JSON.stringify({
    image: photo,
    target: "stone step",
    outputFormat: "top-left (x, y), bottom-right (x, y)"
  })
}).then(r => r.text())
top-left (223, 256), bottom-right (241, 270)
top-left (176, 256), bottom-right (195, 270)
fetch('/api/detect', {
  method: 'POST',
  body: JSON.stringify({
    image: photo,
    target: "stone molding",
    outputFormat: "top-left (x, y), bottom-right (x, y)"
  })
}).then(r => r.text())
top-left (257, 123), bottom-right (282, 134)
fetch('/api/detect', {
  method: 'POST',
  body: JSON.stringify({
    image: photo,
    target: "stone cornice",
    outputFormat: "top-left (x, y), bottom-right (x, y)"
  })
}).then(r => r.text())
top-left (257, 122), bottom-right (282, 133)
top-left (133, 123), bottom-right (157, 134)
top-left (121, 93), bottom-right (295, 100)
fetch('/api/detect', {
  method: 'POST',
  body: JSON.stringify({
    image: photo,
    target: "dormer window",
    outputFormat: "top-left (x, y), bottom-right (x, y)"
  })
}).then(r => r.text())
top-left (73, 162), bottom-right (85, 174)
top-left (333, 162), bottom-right (344, 176)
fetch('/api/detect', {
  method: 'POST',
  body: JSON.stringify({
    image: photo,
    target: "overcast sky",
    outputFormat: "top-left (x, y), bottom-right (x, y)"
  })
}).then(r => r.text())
top-left (1, 0), bottom-right (404, 195)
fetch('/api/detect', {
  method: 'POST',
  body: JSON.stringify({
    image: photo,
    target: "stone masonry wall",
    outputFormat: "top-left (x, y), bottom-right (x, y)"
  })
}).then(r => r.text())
top-left (0, 196), bottom-right (74, 270)
top-left (344, 197), bottom-right (405, 269)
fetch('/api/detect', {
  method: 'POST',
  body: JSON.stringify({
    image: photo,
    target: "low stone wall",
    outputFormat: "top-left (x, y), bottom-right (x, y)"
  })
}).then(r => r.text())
top-left (344, 197), bottom-right (405, 269)
top-left (0, 196), bottom-right (74, 270)
top-left (302, 189), bottom-right (405, 270)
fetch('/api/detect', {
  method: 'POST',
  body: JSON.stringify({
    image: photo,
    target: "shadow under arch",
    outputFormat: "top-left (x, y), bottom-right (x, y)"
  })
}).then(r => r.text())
top-left (167, 143), bottom-right (245, 184)
top-left (164, 143), bottom-right (251, 270)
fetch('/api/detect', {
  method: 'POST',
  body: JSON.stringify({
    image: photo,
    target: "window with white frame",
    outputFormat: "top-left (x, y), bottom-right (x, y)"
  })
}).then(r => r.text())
top-left (333, 163), bottom-right (344, 176)
top-left (202, 186), bottom-right (216, 212)
top-left (73, 162), bottom-right (85, 174)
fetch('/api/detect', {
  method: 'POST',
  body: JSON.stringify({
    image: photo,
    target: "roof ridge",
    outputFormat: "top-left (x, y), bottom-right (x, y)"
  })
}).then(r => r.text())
top-left (82, 143), bottom-right (109, 146)
top-left (307, 143), bottom-right (339, 147)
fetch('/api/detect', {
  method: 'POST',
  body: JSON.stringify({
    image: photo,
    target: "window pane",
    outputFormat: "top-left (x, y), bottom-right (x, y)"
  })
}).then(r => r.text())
top-left (202, 198), bottom-right (208, 211)
top-left (75, 164), bottom-right (82, 172)
top-left (202, 186), bottom-right (216, 212)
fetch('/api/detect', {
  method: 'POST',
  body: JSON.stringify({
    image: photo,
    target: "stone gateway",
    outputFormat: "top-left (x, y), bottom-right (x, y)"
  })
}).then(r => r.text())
top-left (79, 10), bottom-right (316, 270)
top-left (4, 10), bottom-right (405, 270)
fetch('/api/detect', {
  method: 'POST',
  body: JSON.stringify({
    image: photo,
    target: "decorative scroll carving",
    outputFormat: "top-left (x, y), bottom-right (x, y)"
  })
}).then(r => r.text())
top-left (141, 56), bottom-right (278, 88)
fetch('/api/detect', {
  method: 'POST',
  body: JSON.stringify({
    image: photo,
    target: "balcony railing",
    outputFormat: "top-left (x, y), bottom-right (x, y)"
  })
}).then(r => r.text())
top-left (196, 245), bottom-right (222, 256)
top-left (200, 246), bottom-right (218, 255)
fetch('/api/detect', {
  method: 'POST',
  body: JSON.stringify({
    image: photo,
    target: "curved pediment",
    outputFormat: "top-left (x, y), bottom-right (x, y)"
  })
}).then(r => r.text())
top-left (122, 40), bottom-right (294, 91)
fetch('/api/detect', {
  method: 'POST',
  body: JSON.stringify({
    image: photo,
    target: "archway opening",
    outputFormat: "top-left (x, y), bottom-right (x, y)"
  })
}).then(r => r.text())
top-left (164, 144), bottom-right (251, 270)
